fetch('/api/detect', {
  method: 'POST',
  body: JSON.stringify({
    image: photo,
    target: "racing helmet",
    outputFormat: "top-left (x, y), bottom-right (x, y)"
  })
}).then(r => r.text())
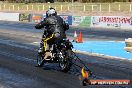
top-left (46, 7), bottom-right (57, 17)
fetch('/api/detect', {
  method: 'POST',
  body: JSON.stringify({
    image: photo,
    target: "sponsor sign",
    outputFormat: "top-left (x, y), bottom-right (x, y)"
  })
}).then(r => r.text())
top-left (79, 16), bottom-right (91, 27)
top-left (72, 16), bottom-right (84, 26)
top-left (31, 14), bottom-right (72, 25)
top-left (60, 15), bottom-right (72, 25)
top-left (72, 16), bottom-right (91, 27)
top-left (19, 13), bottom-right (31, 22)
top-left (31, 14), bottom-right (43, 23)
top-left (0, 12), bottom-right (19, 21)
top-left (91, 16), bottom-right (132, 28)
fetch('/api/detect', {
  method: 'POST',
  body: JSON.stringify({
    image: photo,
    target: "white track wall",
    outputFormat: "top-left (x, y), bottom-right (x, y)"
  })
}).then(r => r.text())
top-left (91, 16), bottom-right (132, 29)
top-left (1, 12), bottom-right (132, 29)
top-left (0, 12), bottom-right (19, 21)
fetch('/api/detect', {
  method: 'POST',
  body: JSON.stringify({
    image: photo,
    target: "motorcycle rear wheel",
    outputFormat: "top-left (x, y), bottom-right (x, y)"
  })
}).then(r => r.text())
top-left (59, 49), bottom-right (72, 72)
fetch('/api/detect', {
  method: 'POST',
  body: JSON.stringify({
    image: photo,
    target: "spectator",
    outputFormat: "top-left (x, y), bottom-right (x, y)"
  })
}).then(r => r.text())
top-left (25, 0), bottom-right (29, 4)
top-left (16, 0), bottom-right (19, 3)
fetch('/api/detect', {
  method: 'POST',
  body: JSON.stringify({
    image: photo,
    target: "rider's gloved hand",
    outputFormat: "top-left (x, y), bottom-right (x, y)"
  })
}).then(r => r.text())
top-left (35, 22), bottom-right (44, 29)
top-left (63, 23), bottom-right (69, 31)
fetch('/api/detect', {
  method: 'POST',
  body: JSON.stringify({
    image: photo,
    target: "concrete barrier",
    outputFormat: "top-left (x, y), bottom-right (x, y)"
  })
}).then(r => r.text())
top-left (0, 12), bottom-right (19, 21)
top-left (1, 12), bottom-right (132, 29)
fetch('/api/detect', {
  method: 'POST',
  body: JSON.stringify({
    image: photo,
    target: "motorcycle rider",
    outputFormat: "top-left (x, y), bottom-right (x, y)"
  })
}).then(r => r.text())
top-left (35, 7), bottom-right (69, 60)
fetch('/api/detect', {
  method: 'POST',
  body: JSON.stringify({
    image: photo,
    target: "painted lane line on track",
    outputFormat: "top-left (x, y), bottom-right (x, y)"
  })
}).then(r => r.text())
top-left (0, 38), bottom-right (131, 63)
top-left (0, 39), bottom-right (38, 63)
top-left (72, 41), bottom-right (132, 60)
top-left (1, 39), bottom-right (132, 71)
top-left (0, 29), bottom-right (42, 39)
top-left (0, 68), bottom-right (36, 88)
top-left (74, 50), bottom-right (132, 71)
top-left (31, 41), bottom-right (131, 60)
top-left (0, 42), bottom-right (108, 80)
top-left (0, 50), bottom-right (36, 62)
top-left (31, 42), bottom-right (40, 45)
top-left (30, 41), bottom-right (132, 70)
top-left (0, 39), bottom-right (37, 51)
top-left (0, 48), bottom-right (127, 80)
top-left (0, 39), bottom-right (130, 80)
top-left (73, 49), bottom-right (129, 60)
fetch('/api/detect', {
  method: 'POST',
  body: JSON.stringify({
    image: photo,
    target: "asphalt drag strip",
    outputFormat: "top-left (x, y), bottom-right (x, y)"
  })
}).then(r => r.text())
top-left (0, 25), bottom-right (132, 88)
top-left (0, 44), bottom-right (83, 88)
top-left (0, 34), bottom-right (132, 88)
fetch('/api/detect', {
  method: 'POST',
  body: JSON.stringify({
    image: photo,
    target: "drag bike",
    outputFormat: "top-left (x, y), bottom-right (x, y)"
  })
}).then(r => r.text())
top-left (37, 31), bottom-right (74, 72)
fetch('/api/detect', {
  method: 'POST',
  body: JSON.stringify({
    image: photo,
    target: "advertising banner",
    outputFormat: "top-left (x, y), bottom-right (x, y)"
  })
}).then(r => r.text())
top-left (19, 13), bottom-right (31, 22)
top-left (79, 16), bottom-right (91, 27)
top-left (91, 16), bottom-right (132, 28)
top-left (31, 14), bottom-right (72, 25)
top-left (0, 12), bottom-right (19, 21)
top-left (72, 16), bottom-right (84, 26)
top-left (60, 15), bottom-right (72, 25)
top-left (72, 16), bottom-right (91, 27)
top-left (31, 14), bottom-right (43, 23)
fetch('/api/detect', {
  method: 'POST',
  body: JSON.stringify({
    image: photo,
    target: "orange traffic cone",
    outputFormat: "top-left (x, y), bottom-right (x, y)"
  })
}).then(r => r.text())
top-left (76, 36), bottom-right (79, 43)
top-left (73, 31), bottom-right (78, 42)
top-left (77, 31), bottom-right (83, 43)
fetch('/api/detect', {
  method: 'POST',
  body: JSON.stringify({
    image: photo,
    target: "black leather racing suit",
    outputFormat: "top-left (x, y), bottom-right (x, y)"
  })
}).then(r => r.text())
top-left (35, 15), bottom-right (69, 52)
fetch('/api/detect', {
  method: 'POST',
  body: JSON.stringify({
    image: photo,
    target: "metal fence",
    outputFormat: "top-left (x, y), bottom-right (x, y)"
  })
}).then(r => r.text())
top-left (0, 3), bottom-right (132, 13)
